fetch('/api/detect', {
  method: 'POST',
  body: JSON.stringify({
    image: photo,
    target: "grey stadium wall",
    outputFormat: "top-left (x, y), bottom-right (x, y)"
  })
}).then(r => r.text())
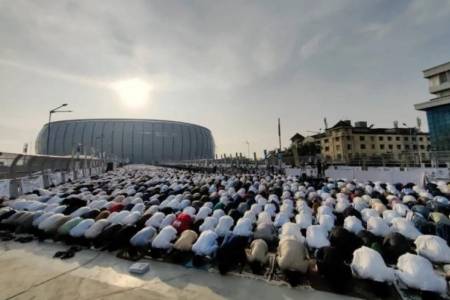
top-left (35, 119), bottom-right (215, 164)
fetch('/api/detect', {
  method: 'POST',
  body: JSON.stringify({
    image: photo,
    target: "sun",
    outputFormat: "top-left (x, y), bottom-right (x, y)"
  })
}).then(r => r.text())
top-left (112, 78), bottom-right (152, 109)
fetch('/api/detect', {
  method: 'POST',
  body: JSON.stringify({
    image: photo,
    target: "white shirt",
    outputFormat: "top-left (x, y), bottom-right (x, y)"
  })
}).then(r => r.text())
top-left (70, 219), bottom-right (95, 237)
top-left (69, 206), bottom-right (90, 218)
top-left (274, 212), bottom-right (290, 227)
top-left (195, 207), bottom-right (212, 221)
top-left (344, 216), bottom-right (364, 234)
top-left (38, 213), bottom-right (66, 231)
top-left (85, 219), bottom-right (110, 239)
top-left (151, 225), bottom-right (177, 249)
top-left (145, 212), bottom-right (165, 228)
top-left (131, 203), bottom-right (145, 214)
top-left (159, 214), bottom-right (176, 229)
top-left (306, 225), bottom-right (330, 249)
top-left (232, 218), bottom-right (253, 237)
top-left (121, 211), bottom-right (141, 225)
top-left (199, 217), bottom-right (218, 232)
top-left (192, 230), bottom-right (218, 256)
top-left (215, 216), bottom-right (234, 237)
top-left (130, 226), bottom-right (157, 247)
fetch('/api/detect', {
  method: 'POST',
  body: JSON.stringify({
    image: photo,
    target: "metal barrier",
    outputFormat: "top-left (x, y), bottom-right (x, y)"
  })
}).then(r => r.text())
top-left (0, 152), bottom-right (106, 198)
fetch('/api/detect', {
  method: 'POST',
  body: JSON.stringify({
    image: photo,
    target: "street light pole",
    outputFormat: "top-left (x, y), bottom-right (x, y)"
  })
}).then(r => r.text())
top-left (403, 122), bottom-right (420, 166)
top-left (245, 141), bottom-right (250, 158)
top-left (46, 103), bottom-right (72, 155)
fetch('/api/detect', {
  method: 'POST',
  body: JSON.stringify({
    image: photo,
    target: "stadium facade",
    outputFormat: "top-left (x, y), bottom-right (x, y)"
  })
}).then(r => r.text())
top-left (35, 119), bottom-right (215, 164)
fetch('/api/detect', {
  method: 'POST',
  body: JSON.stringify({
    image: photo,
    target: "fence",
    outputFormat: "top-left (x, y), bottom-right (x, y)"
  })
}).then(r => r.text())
top-left (0, 152), bottom-right (106, 199)
top-left (284, 166), bottom-right (450, 186)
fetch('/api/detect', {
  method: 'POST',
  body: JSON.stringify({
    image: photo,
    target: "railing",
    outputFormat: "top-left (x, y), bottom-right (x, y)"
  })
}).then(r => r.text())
top-left (0, 152), bottom-right (106, 198)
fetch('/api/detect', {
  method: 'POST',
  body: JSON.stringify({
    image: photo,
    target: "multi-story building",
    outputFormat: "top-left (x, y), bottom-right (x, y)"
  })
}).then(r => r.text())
top-left (415, 61), bottom-right (450, 153)
top-left (317, 120), bottom-right (430, 165)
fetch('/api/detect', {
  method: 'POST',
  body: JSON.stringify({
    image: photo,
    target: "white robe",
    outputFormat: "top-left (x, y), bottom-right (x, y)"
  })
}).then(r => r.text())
top-left (192, 230), bottom-right (218, 256)
top-left (215, 216), bottom-right (234, 237)
top-left (84, 219), bottom-right (110, 239)
top-left (151, 225), bottom-right (177, 249)
top-left (130, 226), bottom-right (157, 247)
top-left (232, 218), bottom-right (253, 237)
top-left (195, 207), bottom-right (212, 221)
top-left (145, 212), bottom-right (165, 228)
top-left (159, 214), bottom-right (176, 229)
top-left (199, 217), bottom-right (218, 232)
top-left (70, 219), bottom-right (95, 237)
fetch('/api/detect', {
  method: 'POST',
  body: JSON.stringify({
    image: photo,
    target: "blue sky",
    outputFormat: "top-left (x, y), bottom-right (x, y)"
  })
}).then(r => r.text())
top-left (0, 0), bottom-right (449, 157)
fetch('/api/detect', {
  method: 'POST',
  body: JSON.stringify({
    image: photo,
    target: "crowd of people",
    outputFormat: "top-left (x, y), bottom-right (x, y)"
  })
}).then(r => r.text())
top-left (1, 166), bottom-right (450, 298)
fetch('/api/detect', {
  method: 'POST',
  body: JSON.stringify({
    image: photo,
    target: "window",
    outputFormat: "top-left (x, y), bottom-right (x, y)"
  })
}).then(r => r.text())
top-left (347, 144), bottom-right (352, 150)
top-left (412, 137), bottom-right (416, 141)
top-left (440, 72), bottom-right (448, 84)
top-left (387, 136), bottom-right (392, 141)
top-left (420, 145), bottom-right (425, 150)
top-left (379, 136), bottom-right (384, 141)
top-left (396, 136), bottom-right (400, 141)
top-left (405, 145), bottom-right (410, 150)
top-left (324, 139), bottom-right (329, 143)
top-left (419, 137), bottom-right (423, 142)
top-left (397, 145), bottom-right (401, 150)
top-left (335, 137), bottom-right (340, 141)
top-left (388, 144), bottom-right (393, 150)
top-left (359, 136), bottom-right (365, 141)
top-left (325, 146), bottom-right (329, 151)
top-left (371, 144), bottom-right (375, 149)
top-left (413, 145), bottom-right (418, 150)
top-left (360, 144), bottom-right (366, 150)
top-left (380, 144), bottom-right (385, 150)
top-left (336, 145), bottom-right (340, 150)
top-left (404, 137), bottom-right (409, 141)
top-left (370, 136), bottom-right (375, 141)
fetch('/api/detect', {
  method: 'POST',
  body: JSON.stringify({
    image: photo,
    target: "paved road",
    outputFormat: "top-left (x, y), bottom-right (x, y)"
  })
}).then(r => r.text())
top-left (0, 240), bottom-right (358, 300)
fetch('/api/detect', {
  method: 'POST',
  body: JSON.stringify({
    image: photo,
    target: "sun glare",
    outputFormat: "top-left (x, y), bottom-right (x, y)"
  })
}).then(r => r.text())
top-left (112, 78), bottom-right (152, 109)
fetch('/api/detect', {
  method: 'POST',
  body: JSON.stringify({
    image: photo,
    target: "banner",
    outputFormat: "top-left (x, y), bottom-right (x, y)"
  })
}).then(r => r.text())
top-left (21, 176), bottom-right (44, 194)
top-left (65, 171), bottom-right (75, 182)
top-left (0, 179), bottom-right (10, 198)
top-left (50, 172), bottom-right (63, 186)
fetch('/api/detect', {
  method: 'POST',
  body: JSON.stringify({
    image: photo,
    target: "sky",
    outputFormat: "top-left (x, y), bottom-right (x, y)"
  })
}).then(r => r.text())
top-left (0, 0), bottom-right (450, 158)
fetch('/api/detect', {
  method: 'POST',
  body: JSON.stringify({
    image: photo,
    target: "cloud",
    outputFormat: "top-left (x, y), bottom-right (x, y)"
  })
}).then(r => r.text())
top-left (0, 0), bottom-right (449, 155)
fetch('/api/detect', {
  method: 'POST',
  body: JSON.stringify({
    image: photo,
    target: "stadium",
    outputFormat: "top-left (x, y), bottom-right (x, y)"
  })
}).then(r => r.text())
top-left (35, 119), bottom-right (215, 164)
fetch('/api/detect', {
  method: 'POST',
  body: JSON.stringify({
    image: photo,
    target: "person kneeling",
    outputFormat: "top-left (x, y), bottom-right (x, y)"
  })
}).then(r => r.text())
top-left (276, 237), bottom-right (310, 286)
top-left (216, 233), bottom-right (250, 275)
top-left (191, 230), bottom-right (218, 267)
top-left (170, 230), bottom-right (198, 264)
top-left (246, 239), bottom-right (269, 275)
top-left (151, 225), bottom-right (178, 258)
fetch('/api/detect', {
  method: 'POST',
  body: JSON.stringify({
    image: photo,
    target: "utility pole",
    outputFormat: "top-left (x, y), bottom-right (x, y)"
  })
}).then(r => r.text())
top-left (245, 141), bottom-right (250, 158)
top-left (278, 118), bottom-right (282, 151)
top-left (278, 118), bottom-right (282, 171)
top-left (46, 103), bottom-right (72, 155)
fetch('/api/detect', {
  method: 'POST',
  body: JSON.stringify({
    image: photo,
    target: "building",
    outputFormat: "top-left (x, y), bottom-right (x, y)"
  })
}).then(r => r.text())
top-left (317, 120), bottom-right (430, 165)
top-left (35, 119), bottom-right (215, 164)
top-left (290, 133), bottom-right (305, 146)
top-left (415, 61), bottom-right (450, 152)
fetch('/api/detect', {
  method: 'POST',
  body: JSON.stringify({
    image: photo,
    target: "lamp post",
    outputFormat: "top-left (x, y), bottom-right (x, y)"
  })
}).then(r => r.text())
top-left (245, 141), bottom-right (250, 158)
top-left (46, 104), bottom-right (72, 155)
top-left (95, 134), bottom-right (104, 159)
top-left (402, 123), bottom-right (421, 166)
